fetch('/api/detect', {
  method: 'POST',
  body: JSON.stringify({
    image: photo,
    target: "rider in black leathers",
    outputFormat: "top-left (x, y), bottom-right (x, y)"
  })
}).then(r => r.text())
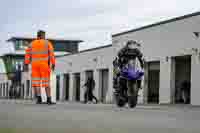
top-left (113, 40), bottom-right (144, 92)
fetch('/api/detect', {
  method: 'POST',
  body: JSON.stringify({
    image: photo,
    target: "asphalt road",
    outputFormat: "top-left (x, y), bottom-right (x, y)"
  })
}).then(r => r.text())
top-left (0, 100), bottom-right (200, 133)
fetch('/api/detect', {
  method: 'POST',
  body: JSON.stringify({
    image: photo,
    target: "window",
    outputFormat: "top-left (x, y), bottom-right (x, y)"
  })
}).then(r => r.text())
top-left (53, 42), bottom-right (78, 52)
top-left (54, 42), bottom-right (67, 51)
top-left (15, 41), bottom-right (20, 50)
top-left (15, 40), bottom-right (28, 50)
top-left (15, 60), bottom-right (23, 71)
top-left (21, 41), bottom-right (29, 50)
top-left (24, 41), bottom-right (29, 47)
top-left (15, 62), bottom-right (19, 70)
top-left (19, 40), bottom-right (23, 49)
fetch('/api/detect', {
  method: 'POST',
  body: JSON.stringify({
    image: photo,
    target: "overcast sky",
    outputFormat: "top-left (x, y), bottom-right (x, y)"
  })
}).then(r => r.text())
top-left (0, 0), bottom-right (199, 54)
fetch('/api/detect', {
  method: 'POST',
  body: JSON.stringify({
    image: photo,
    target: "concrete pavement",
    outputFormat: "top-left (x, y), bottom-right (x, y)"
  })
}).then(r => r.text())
top-left (0, 100), bottom-right (200, 133)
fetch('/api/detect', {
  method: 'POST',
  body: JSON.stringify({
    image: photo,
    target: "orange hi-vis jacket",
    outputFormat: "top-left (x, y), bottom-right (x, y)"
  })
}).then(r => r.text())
top-left (24, 39), bottom-right (55, 87)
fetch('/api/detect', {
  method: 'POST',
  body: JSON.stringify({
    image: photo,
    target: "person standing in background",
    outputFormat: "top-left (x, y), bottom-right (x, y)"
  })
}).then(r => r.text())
top-left (24, 30), bottom-right (56, 105)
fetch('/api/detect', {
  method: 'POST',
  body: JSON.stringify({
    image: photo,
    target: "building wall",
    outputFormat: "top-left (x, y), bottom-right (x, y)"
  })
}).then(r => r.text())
top-left (55, 45), bottom-right (115, 103)
top-left (56, 46), bottom-right (114, 74)
top-left (112, 14), bottom-right (200, 105)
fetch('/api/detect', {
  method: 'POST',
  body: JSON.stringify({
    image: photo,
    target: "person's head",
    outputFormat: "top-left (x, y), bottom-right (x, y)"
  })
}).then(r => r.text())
top-left (126, 40), bottom-right (141, 49)
top-left (37, 30), bottom-right (46, 39)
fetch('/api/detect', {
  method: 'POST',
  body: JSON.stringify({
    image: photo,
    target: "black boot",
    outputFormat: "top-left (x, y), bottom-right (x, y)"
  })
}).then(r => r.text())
top-left (47, 97), bottom-right (56, 105)
top-left (36, 96), bottom-right (42, 104)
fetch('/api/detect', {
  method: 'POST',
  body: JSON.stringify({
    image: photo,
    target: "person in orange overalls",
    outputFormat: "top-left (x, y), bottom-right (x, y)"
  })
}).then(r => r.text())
top-left (24, 30), bottom-right (55, 105)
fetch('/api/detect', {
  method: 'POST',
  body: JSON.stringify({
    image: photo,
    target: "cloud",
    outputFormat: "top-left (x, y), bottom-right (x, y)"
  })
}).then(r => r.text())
top-left (0, 0), bottom-right (200, 53)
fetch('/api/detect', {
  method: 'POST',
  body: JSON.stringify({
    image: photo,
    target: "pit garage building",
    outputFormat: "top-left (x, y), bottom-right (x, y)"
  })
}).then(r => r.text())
top-left (56, 11), bottom-right (200, 105)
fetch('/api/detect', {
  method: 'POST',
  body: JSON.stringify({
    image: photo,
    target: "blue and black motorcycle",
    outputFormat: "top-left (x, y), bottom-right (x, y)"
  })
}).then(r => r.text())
top-left (114, 60), bottom-right (144, 108)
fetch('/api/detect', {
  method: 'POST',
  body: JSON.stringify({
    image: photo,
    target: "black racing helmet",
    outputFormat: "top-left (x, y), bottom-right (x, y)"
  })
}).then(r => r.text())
top-left (126, 40), bottom-right (141, 47)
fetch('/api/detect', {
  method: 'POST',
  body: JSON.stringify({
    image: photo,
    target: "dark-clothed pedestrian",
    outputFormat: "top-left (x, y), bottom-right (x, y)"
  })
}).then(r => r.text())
top-left (83, 76), bottom-right (98, 104)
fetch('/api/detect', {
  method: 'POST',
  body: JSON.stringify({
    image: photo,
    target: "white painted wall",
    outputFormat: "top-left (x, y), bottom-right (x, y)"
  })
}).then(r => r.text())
top-left (59, 74), bottom-right (64, 101)
top-left (55, 46), bottom-right (115, 103)
top-left (159, 57), bottom-right (172, 104)
top-left (191, 52), bottom-right (200, 105)
top-left (55, 46), bottom-right (114, 74)
top-left (80, 71), bottom-right (86, 102)
top-left (69, 73), bottom-right (74, 102)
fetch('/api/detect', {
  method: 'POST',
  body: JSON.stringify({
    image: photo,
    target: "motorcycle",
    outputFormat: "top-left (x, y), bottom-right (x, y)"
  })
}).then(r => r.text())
top-left (114, 59), bottom-right (144, 108)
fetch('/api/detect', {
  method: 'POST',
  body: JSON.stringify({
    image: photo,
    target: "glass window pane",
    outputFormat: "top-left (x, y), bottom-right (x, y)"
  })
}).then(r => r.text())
top-left (54, 42), bottom-right (66, 51)
top-left (15, 41), bottom-right (20, 50)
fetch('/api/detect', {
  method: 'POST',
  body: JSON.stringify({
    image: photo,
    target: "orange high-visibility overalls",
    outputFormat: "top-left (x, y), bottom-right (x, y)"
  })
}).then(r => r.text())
top-left (24, 39), bottom-right (55, 88)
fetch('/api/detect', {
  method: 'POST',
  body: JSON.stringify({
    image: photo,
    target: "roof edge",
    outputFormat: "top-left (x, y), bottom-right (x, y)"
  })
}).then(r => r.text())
top-left (58, 44), bottom-right (113, 57)
top-left (7, 37), bottom-right (83, 43)
top-left (79, 44), bottom-right (112, 53)
top-left (112, 11), bottom-right (200, 37)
